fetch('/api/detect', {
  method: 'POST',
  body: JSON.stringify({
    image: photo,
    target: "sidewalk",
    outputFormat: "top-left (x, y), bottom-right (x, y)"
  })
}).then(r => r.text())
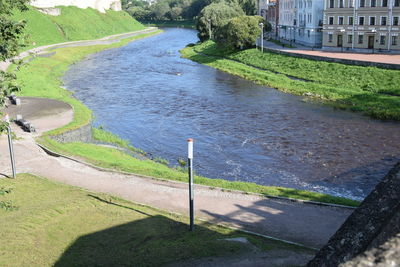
top-left (260, 39), bottom-right (400, 66)
top-left (0, 97), bottom-right (353, 249)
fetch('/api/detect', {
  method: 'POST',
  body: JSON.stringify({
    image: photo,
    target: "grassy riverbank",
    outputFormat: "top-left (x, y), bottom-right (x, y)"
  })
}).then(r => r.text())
top-left (15, 31), bottom-right (359, 207)
top-left (13, 6), bottom-right (145, 49)
top-left (1, 174), bottom-right (310, 266)
top-left (181, 41), bottom-right (400, 121)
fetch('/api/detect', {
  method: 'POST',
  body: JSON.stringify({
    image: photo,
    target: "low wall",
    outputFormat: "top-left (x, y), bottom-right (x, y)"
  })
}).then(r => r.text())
top-left (264, 47), bottom-right (400, 70)
top-left (307, 162), bottom-right (400, 266)
top-left (50, 123), bottom-right (92, 143)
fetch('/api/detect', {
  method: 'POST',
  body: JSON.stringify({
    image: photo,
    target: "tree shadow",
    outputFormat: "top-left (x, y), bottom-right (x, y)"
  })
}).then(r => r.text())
top-left (53, 195), bottom-right (249, 267)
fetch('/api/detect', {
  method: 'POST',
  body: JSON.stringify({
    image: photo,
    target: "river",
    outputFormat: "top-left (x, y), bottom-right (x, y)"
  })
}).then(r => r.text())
top-left (63, 28), bottom-right (400, 200)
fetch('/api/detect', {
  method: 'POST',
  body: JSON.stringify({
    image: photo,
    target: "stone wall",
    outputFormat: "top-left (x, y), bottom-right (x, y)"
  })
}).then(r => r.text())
top-left (307, 162), bottom-right (400, 266)
top-left (50, 123), bottom-right (93, 143)
top-left (30, 0), bottom-right (122, 13)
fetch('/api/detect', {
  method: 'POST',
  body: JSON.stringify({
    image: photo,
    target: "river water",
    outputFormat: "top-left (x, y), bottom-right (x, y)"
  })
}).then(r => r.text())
top-left (63, 28), bottom-right (400, 200)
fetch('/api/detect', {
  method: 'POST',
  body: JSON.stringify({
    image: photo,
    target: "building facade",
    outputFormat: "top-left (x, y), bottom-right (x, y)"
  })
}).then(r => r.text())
top-left (259, 0), bottom-right (279, 37)
top-left (322, 0), bottom-right (400, 51)
top-left (296, 0), bottom-right (324, 46)
top-left (278, 0), bottom-right (324, 47)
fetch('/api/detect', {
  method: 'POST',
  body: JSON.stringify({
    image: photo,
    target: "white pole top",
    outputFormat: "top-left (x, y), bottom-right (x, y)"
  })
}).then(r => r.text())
top-left (188, 138), bottom-right (193, 159)
top-left (4, 114), bottom-right (9, 123)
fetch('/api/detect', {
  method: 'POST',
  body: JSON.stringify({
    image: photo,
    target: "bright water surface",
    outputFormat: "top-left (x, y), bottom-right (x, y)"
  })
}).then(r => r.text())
top-left (63, 28), bottom-right (400, 200)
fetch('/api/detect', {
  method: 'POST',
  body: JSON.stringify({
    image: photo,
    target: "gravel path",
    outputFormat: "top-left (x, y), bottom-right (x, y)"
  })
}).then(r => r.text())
top-left (0, 30), bottom-right (353, 249)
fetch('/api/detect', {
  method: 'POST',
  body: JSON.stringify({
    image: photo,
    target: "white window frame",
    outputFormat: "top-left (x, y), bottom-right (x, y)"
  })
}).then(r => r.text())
top-left (349, 0), bottom-right (354, 7)
top-left (348, 16), bottom-right (354, 25)
top-left (381, 16), bottom-right (387, 26)
top-left (329, 16), bottom-right (334, 25)
top-left (359, 16), bottom-right (365, 25)
top-left (369, 16), bottom-right (376, 26)
top-left (338, 16), bottom-right (344, 25)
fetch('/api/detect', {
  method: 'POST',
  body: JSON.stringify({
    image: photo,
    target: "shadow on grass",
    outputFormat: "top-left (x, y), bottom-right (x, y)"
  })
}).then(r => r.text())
top-left (54, 197), bottom-right (247, 266)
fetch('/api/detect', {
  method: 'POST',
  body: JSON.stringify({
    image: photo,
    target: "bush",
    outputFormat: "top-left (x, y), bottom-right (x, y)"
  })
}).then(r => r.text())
top-left (216, 15), bottom-right (264, 50)
top-left (196, 2), bottom-right (244, 41)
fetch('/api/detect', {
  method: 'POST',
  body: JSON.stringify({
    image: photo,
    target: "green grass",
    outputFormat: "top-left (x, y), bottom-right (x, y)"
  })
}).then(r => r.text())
top-left (181, 41), bottom-right (400, 121)
top-left (0, 174), bottom-right (309, 266)
top-left (12, 6), bottom-right (145, 49)
top-left (14, 26), bottom-right (359, 207)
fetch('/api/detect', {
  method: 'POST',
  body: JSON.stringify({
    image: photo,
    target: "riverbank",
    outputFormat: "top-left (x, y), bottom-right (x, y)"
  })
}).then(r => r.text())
top-left (181, 41), bottom-right (400, 121)
top-left (12, 30), bottom-right (359, 206)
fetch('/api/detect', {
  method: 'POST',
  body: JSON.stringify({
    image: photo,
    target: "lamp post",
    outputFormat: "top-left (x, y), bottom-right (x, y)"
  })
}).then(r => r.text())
top-left (207, 18), bottom-right (212, 40)
top-left (340, 29), bottom-right (345, 52)
top-left (259, 22), bottom-right (264, 52)
top-left (371, 29), bottom-right (376, 54)
top-left (311, 29), bottom-right (314, 50)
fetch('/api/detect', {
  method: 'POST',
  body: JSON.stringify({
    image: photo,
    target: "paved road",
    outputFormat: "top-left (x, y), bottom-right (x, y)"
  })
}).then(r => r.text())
top-left (0, 98), bottom-right (353, 249)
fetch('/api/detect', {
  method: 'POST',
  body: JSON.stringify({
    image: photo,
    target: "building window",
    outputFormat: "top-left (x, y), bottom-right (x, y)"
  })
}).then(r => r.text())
top-left (370, 17), bottom-right (375, 25)
top-left (382, 0), bottom-right (388, 6)
top-left (329, 17), bottom-right (334, 25)
top-left (308, 30), bottom-right (310, 38)
top-left (358, 35), bottom-right (363, 44)
top-left (371, 0), bottom-right (376, 7)
top-left (394, 17), bottom-right (399, 26)
top-left (392, 36), bottom-right (398, 45)
top-left (339, 17), bottom-right (344, 25)
top-left (329, 34), bottom-right (333, 42)
top-left (380, 35), bottom-right (385, 45)
top-left (395, 0), bottom-right (399, 6)
top-left (381, 17), bottom-right (387, 26)
top-left (339, 0), bottom-right (344, 7)
top-left (349, 16), bottom-right (354, 25)
top-left (360, 0), bottom-right (365, 7)
top-left (349, 0), bottom-right (354, 7)
top-left (348, 34), bottom-right (353, 43)
top-left (330, 0), bottom-right (334, 8)
top-left (359, 17), bottom-right (365, 25)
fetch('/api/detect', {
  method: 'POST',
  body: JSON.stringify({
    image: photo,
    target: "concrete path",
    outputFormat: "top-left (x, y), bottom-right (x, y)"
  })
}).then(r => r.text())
top-left (0, 97), bottom-right (353, 249)
top-left (261, 40), bottom-right (400, 65)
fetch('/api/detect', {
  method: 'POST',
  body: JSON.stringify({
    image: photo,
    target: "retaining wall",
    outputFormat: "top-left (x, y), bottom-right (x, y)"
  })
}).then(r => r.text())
top-left (50, 123), bottom-right (93, 143)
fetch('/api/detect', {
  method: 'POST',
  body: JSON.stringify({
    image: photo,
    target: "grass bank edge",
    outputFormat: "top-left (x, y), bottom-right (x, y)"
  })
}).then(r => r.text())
top-left (181, 41), bottom-right (400, 121)
top-left (0, 174), bottom-right (312, 266)
top-left (16, 32), bottom-right (359, 208)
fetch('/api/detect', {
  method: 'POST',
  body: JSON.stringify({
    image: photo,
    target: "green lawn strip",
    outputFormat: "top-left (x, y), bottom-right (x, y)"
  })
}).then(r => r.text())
top-left (13, 6), bottom-right (145, 49)
top-left (15, 30), bottom-right (359, 207)
top-left (0, 174), bottom-right (310, 266)
top-left (182, 41), bottom-right (400, 120)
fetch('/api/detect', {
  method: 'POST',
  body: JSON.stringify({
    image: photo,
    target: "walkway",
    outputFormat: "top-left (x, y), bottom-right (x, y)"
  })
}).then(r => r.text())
top-left (260, 40), bottom-right (400, 66)
top-left (0, 97), bottom-right (353, 249)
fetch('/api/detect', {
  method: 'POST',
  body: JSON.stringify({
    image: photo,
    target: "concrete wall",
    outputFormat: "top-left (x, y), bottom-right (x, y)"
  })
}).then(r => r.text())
top-left (30, 0), bottom-right (122, 13)
top-left (307, 162), bottom-right (400, 266)
top-left (50, 123), bottom-right (93, 143)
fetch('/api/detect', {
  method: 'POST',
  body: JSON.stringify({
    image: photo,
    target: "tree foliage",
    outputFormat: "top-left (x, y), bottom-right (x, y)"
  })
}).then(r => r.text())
top-left (0, 0), bottom-right (29, 119)
top-left (215, 15), bottom-right (266, 50)
top-left (196, 1), bottom-right (244, 41)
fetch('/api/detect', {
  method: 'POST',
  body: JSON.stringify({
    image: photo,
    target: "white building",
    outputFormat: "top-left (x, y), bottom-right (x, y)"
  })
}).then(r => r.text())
top-left (30, 0), bottom-right (122, 13)
top-left (278, 0), bottom-right (324, 47)
top-left (279, 0), bottom-right (297, 41)
top-left (296, 0), bottom-right (324, 47)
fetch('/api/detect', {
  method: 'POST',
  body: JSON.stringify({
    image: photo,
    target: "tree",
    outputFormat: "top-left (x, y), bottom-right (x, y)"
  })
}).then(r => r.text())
top-left (215, 15), bottom-right (266, 50)
top-left (0, 0), bottom-right (29, 130)
top-left (150, 1), bottom-right (171, 20)
top-left (196, 1), bottom-right (244, 41)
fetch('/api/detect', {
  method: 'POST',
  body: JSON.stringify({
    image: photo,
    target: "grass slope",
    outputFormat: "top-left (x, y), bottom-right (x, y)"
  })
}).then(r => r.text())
top-left (14, 33), bottom-right (359, 207)
top-left (13, 6), bottom-right (145, 48)
top-left (0, 174), bottom-right (308, 266)
top-left (181, 41), bottom-right (400, 121)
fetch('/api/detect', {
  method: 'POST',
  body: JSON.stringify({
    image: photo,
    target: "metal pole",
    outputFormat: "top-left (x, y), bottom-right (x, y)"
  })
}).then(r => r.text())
top-left (260, 23), bottom-right (264, 52)
top-left (5, 115), bottom-right (16, 178)
top-left (187, 138), bottom-right (194, 231)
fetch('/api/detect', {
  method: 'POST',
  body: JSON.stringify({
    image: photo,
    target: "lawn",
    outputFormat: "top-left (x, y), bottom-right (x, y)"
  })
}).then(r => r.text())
top-left (181, 41), bottom-right (400, 120)
top-left (0, 174), bottom-right (310, 266)
top-left (12, 6), bottom-right (145, 49)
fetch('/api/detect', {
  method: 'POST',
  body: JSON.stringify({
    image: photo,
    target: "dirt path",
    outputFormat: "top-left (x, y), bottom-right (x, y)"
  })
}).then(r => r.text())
top-left (0, 96), bottom-right (353, 249)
